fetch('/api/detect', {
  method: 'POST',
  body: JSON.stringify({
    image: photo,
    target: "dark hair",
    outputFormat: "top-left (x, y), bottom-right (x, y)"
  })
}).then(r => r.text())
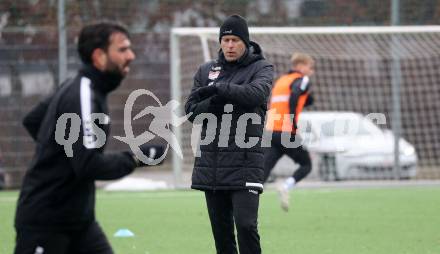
top-left (77, 22), bottom-right (130, 64)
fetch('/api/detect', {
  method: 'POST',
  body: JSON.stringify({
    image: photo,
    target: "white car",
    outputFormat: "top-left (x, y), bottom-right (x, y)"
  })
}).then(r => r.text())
top-left (296, 111), bottom-right (418, 181)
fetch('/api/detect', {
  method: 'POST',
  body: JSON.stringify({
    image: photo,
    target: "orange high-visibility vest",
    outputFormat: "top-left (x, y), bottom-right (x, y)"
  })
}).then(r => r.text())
top-left (266, 72), bottom-right (309, 132)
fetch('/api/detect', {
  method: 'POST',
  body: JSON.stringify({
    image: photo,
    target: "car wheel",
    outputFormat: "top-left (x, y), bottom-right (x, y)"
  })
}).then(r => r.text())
top-left (318, 154), bottom-right (339, 181)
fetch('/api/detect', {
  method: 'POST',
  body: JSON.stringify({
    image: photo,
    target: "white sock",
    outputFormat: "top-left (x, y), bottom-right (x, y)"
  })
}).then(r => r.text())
top-left (284, 177), bottom-right (296, 190)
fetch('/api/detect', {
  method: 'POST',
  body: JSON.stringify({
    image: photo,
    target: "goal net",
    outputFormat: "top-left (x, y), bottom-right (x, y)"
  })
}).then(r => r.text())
top-left (170, 26), bottom-right (440, 184)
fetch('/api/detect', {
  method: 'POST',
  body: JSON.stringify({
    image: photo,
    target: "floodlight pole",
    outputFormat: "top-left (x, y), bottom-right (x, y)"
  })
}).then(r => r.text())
top-left (391, 0), bottom-right (402, 180)
top-left (58, 0), bottom-right (67, 85)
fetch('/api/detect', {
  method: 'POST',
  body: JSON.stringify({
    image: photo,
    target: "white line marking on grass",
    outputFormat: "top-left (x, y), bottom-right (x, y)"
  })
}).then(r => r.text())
top-left (0, 192), bottom-right (204, 202)
top-left (0, 197), bottom-right (18, 202)
top-left (97, 191), bottom-right (203, 199)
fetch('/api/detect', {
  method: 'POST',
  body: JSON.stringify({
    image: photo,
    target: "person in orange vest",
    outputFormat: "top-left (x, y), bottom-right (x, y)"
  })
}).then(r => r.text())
top-left (264, 52), bottom-right (315, 211)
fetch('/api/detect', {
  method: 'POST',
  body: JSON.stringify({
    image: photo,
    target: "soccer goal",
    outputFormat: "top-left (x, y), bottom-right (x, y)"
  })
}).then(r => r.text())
top-left (170, 26), bottom-right (440, 186)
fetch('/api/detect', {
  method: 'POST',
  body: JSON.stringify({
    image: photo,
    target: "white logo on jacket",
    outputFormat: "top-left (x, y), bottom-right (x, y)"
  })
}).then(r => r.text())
top-left (208, 71), bottom-right (220, 80)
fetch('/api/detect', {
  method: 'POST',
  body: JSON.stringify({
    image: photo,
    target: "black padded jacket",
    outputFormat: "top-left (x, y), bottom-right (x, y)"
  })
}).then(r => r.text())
top-left (185, 41), bottom-right (274, 193)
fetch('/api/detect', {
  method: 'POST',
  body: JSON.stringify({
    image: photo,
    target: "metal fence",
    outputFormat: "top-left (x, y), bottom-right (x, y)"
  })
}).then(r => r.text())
top-left (0, 0), bottom-right (439, 187)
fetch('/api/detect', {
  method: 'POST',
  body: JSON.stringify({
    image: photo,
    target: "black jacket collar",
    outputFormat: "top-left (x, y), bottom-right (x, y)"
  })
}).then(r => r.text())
top-left (79, 65), bottom-right (123, 94)
top-left (218, 41), bottom-right (265, 68)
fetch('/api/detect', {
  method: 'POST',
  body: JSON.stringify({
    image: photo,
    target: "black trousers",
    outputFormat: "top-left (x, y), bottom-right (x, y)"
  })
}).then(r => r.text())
top-left (263, 132), bottom-right (312, 183)
top-left (205, 190), bottom-right (261, 254)
top-left (14, 221), bottom-right (113, 254)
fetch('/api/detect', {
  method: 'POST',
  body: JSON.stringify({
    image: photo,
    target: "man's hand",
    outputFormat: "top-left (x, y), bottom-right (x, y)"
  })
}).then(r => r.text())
top-left (196, 85), bottom-right (217, 100)
top-left (213, 82), bottom-right (227, 95)
top-left (210, 95), bottom-right (226, 105)
top-left (131, 145), bottom-right (166, 167)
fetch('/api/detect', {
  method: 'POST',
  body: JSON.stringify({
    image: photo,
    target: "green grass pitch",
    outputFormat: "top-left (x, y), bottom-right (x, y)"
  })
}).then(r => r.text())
top-left (1, 186), bottom-right (439, 253)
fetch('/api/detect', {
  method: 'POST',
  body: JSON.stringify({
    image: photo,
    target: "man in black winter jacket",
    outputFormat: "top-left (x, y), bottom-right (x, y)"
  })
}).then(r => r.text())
top-left (14, 22), bottom-right (164, 254)
top-left (185, 15), bottom-right (274, 254)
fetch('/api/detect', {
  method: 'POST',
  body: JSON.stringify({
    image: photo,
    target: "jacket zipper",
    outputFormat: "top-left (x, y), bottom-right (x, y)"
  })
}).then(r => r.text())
top-left (212, 65), bottom-right (240, 191)
top-left (212, 65), bottom-right (225, 192)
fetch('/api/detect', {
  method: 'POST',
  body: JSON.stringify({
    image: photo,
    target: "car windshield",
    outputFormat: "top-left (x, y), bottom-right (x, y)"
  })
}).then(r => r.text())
top-left (310, 116), bottom-right (382, 137)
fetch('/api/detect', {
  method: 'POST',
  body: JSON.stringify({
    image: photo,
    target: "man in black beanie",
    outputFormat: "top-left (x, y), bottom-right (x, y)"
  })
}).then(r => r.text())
top-left (219, 14), bottom-right (250, 48)
top-left (186, 14), bottom-right (274, 254)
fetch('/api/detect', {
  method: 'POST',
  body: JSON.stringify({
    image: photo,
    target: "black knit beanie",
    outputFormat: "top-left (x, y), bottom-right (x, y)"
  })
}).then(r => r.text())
top-left (219, 14), bottom-right (250, 47)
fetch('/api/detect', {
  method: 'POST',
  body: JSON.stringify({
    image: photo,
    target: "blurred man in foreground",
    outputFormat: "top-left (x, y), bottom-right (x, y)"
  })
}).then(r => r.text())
top-left (15, 22), bottom-right (164, 254)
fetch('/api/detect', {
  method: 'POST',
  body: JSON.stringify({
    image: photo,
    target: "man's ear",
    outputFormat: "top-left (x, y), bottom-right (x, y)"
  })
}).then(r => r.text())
top-left (91, 48), bottom-right (106, 70)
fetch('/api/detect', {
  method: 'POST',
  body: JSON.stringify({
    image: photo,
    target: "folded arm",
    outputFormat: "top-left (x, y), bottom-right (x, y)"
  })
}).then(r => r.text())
top-left (215, 65), bottom-right (274, 109)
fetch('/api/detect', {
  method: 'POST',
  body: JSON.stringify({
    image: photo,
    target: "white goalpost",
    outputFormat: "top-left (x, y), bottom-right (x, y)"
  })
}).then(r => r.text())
top-left (170, 26), bottom-right (440, 187)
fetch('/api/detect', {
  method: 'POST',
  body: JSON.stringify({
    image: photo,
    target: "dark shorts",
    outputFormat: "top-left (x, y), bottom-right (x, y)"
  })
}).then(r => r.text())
top-left (14, 222), bottom-right (113, 254)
